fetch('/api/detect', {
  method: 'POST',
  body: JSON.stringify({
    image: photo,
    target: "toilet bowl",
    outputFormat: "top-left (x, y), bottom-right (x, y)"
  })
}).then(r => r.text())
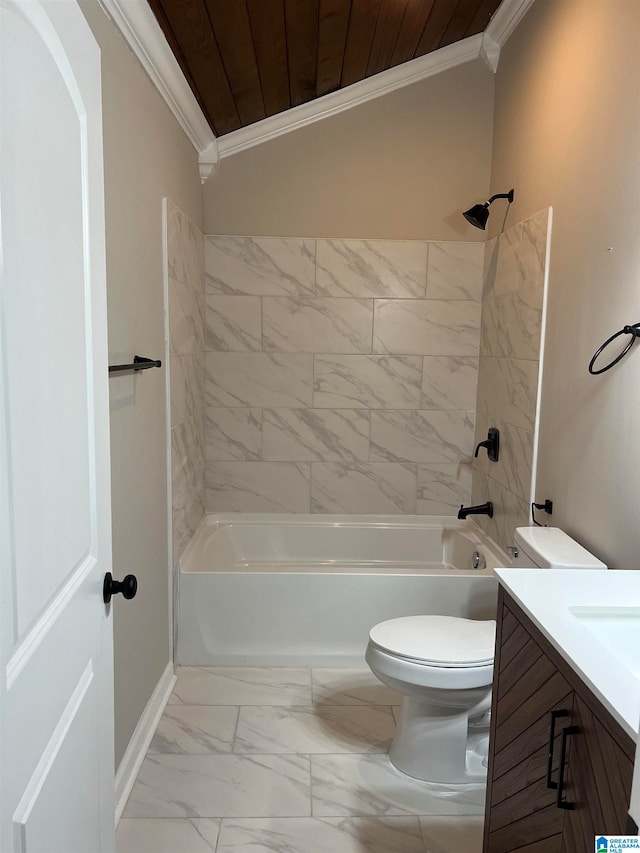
top-left (366, 615), bottom-right (495, 783)
top-left (366, 526), bottom-right (607, 784)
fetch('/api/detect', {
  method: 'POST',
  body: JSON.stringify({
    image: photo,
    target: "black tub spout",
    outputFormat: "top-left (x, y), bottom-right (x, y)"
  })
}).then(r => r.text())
top-left (458, 501), bottom-right (493, 520)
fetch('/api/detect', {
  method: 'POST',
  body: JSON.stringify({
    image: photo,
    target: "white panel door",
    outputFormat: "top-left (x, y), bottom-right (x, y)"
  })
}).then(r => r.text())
top-left (0, 0), bottom-right (115, 851)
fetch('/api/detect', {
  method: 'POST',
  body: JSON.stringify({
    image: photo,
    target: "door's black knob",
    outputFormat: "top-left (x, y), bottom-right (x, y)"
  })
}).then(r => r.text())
top-left (103, 572), bottom-right (138, 604)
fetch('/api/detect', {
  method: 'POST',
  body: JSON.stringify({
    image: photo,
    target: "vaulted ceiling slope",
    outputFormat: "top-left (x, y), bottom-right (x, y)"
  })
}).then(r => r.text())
top-left (146, 0), bottom-right (504, 137)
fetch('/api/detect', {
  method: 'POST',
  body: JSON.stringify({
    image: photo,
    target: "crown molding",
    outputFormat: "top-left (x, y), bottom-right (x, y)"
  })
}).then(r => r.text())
top-left (481, 0), bottom-right (536, 71)
top-left (479, 33), bottom-right (501, 73)
top-left (216, 34), bottom-right (483, 160)
top-left (98, 0), bottom-right (535, 172)
top-left (198, 140), bottom-right (218, 183)
top-left (98, 0), bottom-right (214, 154)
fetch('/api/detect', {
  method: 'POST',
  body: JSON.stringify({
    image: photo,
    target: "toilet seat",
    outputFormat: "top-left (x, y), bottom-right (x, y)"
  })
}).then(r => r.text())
top-left (365, 643), bottom-right (494, 690)
top-left (369, 615), bottom-right (496, 668)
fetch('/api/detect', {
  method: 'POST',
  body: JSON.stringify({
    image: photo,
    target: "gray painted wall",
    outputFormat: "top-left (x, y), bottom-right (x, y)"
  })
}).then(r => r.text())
top-left (202, 62), bottom-right (494, 242)
top-left (490, 0), bottom-right (640, 569)
top-left (79, 0), bottom-right (202, 768)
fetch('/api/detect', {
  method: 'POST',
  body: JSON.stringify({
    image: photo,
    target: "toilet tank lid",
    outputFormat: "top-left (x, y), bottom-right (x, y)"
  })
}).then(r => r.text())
top-left (514, 527), bottom-right (607, 569)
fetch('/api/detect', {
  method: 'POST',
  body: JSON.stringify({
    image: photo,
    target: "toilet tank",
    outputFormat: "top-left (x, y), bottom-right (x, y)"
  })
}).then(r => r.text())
top-left (513, 527), bottom-right (607, 570)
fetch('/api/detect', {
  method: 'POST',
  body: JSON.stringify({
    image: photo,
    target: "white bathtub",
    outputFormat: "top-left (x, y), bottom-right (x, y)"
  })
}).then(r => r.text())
top-left (177, 514), bottom-right (509, 666)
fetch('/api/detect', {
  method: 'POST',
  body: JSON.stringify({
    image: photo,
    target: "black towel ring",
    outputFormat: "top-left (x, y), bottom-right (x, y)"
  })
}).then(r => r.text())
top-left (588, 322), bottom-right (640, 375)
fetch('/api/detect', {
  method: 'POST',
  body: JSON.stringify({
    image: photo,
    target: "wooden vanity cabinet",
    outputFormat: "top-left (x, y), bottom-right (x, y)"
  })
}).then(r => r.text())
top-left (483, 587), bottom-right (635, 853)
top-left (560, 694), bottom-right (633, 851)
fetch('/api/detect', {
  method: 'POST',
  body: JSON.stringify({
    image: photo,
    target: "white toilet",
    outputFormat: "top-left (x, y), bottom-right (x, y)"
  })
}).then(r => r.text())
top-left (366, 526), bottom-right (606, 784)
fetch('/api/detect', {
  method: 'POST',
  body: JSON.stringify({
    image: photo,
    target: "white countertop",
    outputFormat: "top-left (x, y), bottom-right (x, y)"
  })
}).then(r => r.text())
top-left (495, 568), bottom-right (640, 740)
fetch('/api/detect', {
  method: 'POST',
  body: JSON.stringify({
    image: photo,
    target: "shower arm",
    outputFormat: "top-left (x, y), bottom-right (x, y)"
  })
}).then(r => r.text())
top-left (487, 190), bottom-right (515, 206)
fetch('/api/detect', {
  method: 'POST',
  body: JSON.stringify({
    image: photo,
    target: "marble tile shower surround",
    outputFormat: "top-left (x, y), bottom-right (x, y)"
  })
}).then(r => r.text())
top-left (166, 201), bottom-right (206, 568)
top-left (203, 237), bottom-right (485, 515)
top-left (471, 209), bottom-right (551, 552)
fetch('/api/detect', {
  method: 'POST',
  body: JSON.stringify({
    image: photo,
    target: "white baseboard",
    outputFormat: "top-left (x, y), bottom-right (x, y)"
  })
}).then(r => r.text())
top-left (114, 661), bottom-right (176, 825)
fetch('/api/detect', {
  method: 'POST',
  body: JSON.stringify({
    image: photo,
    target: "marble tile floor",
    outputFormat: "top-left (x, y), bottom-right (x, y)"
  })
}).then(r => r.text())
top-left (119, 667), bottom-right (485, 853)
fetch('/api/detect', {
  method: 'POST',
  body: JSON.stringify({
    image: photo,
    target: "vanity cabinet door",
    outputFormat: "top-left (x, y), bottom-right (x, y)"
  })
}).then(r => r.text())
top-left (560, 695), bottom-right (634, 852)
top-left (484, 589), bottom-right (635, 853)
top-left (484, 598), bottom-right (573, 853)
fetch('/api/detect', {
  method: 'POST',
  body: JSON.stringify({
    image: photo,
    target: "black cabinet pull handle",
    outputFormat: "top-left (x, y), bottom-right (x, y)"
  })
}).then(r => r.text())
top-left (546, 710), bottom-right (569, 789)
top-left (557, 725), bottom-right (580, 810)
top-left (103, 572), bottom-right (138, 604)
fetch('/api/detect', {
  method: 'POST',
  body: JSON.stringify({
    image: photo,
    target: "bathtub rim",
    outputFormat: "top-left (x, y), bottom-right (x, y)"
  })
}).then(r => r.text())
top-left (179, 512), bottom-right (512, 576)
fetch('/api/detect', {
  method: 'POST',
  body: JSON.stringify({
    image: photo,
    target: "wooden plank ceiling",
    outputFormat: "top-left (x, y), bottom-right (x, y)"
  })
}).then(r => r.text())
top-left (147, 0), bottom-right (503, 137)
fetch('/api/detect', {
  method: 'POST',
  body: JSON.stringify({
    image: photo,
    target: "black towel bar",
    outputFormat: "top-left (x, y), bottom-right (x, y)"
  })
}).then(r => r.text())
top-left (108, 355), bottom-right (162, 375)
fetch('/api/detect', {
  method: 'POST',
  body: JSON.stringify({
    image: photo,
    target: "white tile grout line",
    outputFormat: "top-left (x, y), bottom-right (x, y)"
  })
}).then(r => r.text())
top-left (419, 817), bottom-right (431, 853)
top-left (229, 705), bottom-right (241, 754)
top-left (308, 751), bottom-right (314, 819)
top-left (313, 239), bottom-right (317, 296)
top-left (424, 242), bottom-right (430, 302)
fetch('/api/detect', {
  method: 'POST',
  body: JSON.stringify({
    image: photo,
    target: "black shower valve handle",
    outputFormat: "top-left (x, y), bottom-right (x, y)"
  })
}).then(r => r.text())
top-left (474, 427), bottom-right (500, 463)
